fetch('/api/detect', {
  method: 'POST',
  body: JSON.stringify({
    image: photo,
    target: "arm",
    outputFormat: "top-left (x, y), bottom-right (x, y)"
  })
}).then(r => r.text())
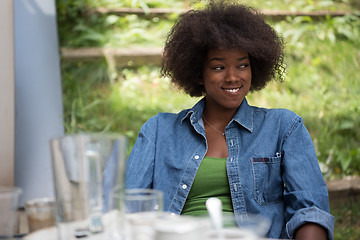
top-left (295, 223), bottom-right (327, 240)
top-left (281, 114), bottom-right (335, 239)
top-left (126, 116), bottom-right (157, 189)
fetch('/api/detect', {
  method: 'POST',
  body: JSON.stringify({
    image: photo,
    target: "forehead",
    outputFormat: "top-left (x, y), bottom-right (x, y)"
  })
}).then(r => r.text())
top-left (206, 48), bottom-right (249, 60)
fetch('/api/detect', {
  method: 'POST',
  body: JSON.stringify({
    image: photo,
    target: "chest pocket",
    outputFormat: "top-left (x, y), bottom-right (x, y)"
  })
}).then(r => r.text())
top-left (251, 155), bottom-right (283, 205)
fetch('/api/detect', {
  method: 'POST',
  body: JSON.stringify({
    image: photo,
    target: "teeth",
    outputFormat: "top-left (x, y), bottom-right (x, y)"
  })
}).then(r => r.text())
top-left (224, 88), bottom-right (239, 93)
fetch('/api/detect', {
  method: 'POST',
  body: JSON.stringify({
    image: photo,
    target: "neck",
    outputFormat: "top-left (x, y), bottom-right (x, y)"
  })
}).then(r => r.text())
top-left (203, 108), bottom-right (237, 127)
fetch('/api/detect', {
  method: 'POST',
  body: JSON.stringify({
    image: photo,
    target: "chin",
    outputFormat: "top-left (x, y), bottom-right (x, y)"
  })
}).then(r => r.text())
top-left (227, 98), bottom-right (244, 107)
top-left (223, 103), bottom-right (242, 111)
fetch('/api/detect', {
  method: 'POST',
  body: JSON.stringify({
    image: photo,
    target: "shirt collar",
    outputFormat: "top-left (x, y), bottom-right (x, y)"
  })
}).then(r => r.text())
top-left (232, 98), bottom-right (254, 133)
top-left (181, 98), bottom-right (205, 125)
top-left (181, 97), bottom-right (254, 133)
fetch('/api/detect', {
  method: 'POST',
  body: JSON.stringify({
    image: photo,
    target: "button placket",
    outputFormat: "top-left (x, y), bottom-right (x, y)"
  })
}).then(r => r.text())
top-left (226, 130), bottom-right (247, 214)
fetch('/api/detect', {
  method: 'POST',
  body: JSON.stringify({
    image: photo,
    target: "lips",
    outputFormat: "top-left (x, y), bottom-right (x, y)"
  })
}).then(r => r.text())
top-left (222, 86), bottom-right (242, 93)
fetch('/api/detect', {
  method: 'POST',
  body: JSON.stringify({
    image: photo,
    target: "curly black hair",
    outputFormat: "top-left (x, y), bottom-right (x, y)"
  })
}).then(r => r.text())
top-left (161, 0), bottom-right (286, 97)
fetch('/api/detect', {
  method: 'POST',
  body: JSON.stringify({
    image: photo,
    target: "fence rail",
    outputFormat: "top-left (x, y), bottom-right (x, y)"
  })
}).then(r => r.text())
top-left (88, 7), bottom-right (358, 20)
top-left (62, 7), bottom-right (359, 65)
top-left (60, 47), bottom-right (163, 66)
top-left (326, 176), bottom-right (360, 206)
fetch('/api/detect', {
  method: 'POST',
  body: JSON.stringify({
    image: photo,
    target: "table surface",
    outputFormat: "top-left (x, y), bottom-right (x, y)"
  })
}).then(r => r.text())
top-left (18, 210), bottom-right (284, 240)
top-left (21, 228), bottom-right (282, 240)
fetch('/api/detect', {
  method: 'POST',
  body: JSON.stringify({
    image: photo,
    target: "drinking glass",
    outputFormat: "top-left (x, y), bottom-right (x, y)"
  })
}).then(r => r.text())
top-left (110, 188), bottom-right (164, 240)
top-left (205, 213), bottom-right (271, 240)
top-left (50, 133), bottom-right (128, 240)
top-left (154, 215), bottom-right (211, 240)
top-left (24, 198), bottom-right (56, 232)
top-left (0, 186), bottom-right (22, 240)
top-left (107, 185), bottom-right (126, 240)
top-left (125, 188), bottom-right (163, 214)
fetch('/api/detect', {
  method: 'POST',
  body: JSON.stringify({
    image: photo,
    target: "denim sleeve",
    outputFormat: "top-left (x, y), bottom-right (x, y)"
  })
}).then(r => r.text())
top-left (286, 206), bottom-right (335, 240)
top-left (125, 116), bottom-right (157, 189)
top-left (281, 114), bottom-right (335, 239)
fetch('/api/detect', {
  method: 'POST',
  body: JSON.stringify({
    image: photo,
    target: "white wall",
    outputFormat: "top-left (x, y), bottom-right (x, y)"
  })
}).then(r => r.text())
top-left (0, 0), bottom-right (15, 187)
top-left (14, 0), bottom-right (64, 205)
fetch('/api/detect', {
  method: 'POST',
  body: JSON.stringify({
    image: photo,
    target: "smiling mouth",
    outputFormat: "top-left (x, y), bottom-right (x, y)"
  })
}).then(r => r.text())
top-left (222, 86), bottom-right (242, 93)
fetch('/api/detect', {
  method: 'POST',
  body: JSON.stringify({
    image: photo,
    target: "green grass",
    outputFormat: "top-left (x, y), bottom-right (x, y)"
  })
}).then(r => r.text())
top-left (61, 63), bottom-right (200, 146)
top-left (332, 196), bottom-right (360, 239)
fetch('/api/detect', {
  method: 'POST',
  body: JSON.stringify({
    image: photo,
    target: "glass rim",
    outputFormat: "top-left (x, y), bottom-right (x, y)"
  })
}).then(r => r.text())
top-left (25, 197), bottom-right (55, 207)
top-left (125, 188), bottom-right (163, 195)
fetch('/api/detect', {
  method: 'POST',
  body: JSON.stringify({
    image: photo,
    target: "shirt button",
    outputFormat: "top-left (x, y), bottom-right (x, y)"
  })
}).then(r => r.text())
top-left (194, 155), bottom-right (199, 160)
top-left (182, 184), bottom-right (187, 190)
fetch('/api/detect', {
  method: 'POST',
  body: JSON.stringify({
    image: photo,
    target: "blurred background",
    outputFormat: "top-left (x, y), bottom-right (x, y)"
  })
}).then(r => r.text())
top-left (1, 0), bottom-right (358, 238)
top-left (55, 0), bottom-right (360, 238)
top-left (55, 1), bottom-right (360, 238)
top-left (57, 0), bottom-right (360, 178)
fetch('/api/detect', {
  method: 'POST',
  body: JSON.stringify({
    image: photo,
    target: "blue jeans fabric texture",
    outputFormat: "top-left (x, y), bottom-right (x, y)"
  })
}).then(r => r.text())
top-left (126, 97), bottom-right (335, 239)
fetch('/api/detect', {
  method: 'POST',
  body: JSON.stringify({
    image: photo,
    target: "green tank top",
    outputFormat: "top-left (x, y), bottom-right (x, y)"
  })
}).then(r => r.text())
top-left (181, 156), bottom-right (234, 216)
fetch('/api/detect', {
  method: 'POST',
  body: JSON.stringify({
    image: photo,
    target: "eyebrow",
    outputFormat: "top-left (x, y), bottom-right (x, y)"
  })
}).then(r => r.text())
top-left (208, 56), bottom-right (249, 62)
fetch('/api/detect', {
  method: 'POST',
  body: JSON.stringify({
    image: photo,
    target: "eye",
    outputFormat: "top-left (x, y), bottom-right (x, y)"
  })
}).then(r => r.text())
top-left (212, 66), bottom-right (224, 71)
top-left (238, 63), bottom-right (250, 69)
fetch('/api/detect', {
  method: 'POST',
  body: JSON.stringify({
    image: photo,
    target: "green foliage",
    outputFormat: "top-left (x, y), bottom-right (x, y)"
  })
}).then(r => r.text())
top-left (61, 62), bottom-right (200, 146)
top-left (332, 197), bottom-right (360, 239)
top-left (58, 0), bottom-right (360, 176)
top-left (57, 9), bottom-right (177, 47)
top-left (84, 0), bottom-right (186, 9)
top-left (107, 66), bottom-right (200, 145)
top-left (247, 14), bottom-right (360, 177)
top-left (61, 60), bottom-right (111, 133)
top-left (208, 0), bottom-right (357, 11)
top-left (276, 14), bottom-right (360, 46)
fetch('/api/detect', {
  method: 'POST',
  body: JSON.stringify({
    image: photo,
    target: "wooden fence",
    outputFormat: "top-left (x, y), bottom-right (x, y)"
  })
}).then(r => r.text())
top-left (60, 7), bottom-right (359, 67)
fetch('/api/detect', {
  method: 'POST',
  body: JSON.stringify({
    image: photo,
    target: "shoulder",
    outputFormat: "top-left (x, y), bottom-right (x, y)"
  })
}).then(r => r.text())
top-left (249, 105), bottom-right (305, 138)
top-left (252, 105), bottom-right (302, 124)
top-left (139, 98), bottom-right (204, 134)
top-left (141, 109), bottom-right (192, 131)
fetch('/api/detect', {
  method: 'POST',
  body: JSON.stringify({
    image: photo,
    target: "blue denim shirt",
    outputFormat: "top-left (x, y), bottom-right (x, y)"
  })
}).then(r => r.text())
top-left (126, 98), bottom-right (335, 239)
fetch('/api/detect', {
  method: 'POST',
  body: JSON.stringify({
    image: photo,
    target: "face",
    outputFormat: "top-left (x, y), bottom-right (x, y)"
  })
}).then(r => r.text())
top-left (201, 48), bottom-right (252, 112)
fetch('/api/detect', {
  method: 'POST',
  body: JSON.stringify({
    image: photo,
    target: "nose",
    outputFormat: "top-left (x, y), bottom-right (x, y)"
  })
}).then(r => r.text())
top-left (225, 67), bottom-right (239, 82)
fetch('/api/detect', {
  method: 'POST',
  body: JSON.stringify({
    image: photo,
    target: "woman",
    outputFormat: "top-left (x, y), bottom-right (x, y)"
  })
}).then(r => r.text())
top-left (125, 1), bottom-right (335, 239)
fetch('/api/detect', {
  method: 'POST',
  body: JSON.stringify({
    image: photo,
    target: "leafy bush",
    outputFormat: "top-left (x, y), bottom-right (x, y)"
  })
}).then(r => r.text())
top-left (58, 0), bottom-right (360, 177)
top-left (332, 196), bottom-right (360, 240)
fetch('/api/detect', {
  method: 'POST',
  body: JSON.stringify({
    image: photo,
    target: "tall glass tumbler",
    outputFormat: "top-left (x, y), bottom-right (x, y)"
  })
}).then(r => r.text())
top-left (123, 188), bottom-right (164, 240)
top-left (0, 187), bottom-right (22, 240)
top-left (50, 134), bottom-right (127, 240)
top-left (108, 187), bottom-right (165, 240)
